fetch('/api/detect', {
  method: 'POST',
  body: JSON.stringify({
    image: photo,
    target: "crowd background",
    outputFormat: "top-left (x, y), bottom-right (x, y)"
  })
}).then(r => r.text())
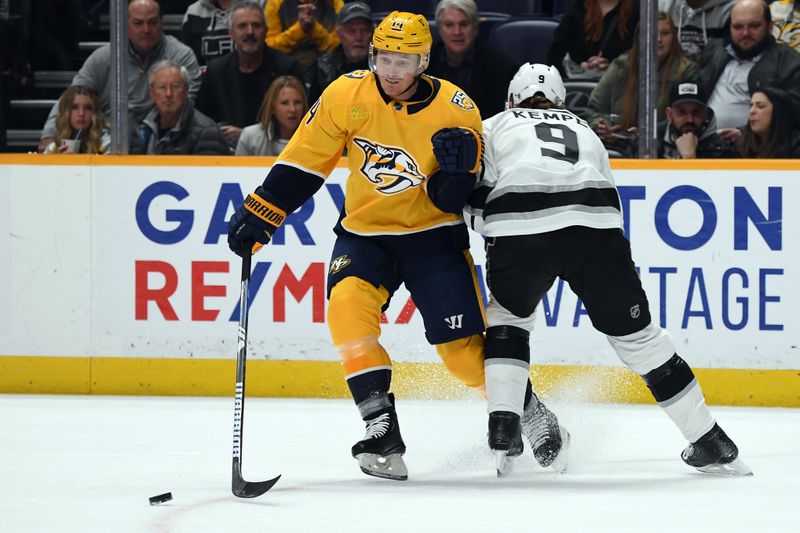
top-left (0, 0), bottom-right (798, 157)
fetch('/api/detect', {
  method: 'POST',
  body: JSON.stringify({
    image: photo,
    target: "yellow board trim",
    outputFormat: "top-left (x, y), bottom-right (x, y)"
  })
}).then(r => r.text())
top-left (2, 153), bottom-right (800, 171)
top-left (1, 356), bottom-right (797, 407)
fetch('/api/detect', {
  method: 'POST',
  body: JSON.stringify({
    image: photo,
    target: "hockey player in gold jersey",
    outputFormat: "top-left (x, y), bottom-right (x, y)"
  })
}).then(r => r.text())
top-left (227, 11), bottom-right (566, 480)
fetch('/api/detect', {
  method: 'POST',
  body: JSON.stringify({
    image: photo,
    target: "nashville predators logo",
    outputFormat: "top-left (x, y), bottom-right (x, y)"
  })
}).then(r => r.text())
top-left (329, 255), bottom-right (351, 274)
top-left (352, 137), bottom-right (425, 195)
top-left (450, 91), bottom-right (475, 111)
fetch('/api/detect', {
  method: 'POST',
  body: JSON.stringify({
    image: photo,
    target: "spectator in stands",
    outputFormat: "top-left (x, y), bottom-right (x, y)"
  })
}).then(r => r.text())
top-left (130, 60), bottom-right (229, 154)
top-left (42, 85), bottom-right (111, 154)
top-left (547, 0), bottom-right (639, 80)
top-left (740, 85), bottom-right (800, 156)
top-left (264, 0), bottom-right (343, 79)
top-left (587, 12), bottom-right (698, 150)
top-left (196, 0), bottom-right (304, 148)
top-left (667, 0), bottom-right (736, 61)
top-left (658, 80), bottom-right (740, 157)
top-left (701, 0), bottom-right (800, 133)
top-left (770, 0), bottom-right (800, 52)
top-left (181, 0), bottom-right (237, 66)
top-left (310, 1), bottom-right (372, 98)
top-left (235, 74), bottom-right (307, 155)
top-left (426, 0), bottom-right (518, 119)
top-left (38, 0), bottom-right (201, 153)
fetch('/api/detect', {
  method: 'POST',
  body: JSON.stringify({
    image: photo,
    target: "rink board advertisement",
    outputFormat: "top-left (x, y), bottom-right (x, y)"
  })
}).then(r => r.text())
top-left (0, 155), bottom-right (798, 404)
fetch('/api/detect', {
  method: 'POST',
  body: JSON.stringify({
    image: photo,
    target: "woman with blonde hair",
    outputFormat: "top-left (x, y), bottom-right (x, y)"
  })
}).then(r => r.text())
top-left (236, 75), bottom-right (308, 156)
top-left (586, 11), bottom-right (698, 151)
top-left (44, 85), bottom-right (111, 154)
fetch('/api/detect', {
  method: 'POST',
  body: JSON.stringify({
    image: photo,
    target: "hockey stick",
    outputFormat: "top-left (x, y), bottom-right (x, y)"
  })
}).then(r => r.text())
top-left (232, 250), bottom-right (281, 498)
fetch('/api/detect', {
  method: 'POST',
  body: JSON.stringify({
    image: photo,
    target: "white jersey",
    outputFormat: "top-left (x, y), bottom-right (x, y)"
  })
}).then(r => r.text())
top-left (464, 107), bottom-right (623, 237)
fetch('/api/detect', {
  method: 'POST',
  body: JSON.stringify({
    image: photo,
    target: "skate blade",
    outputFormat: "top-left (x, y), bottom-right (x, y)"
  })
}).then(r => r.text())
top-left (356, 453), bottom-right (408, 481)
top-left (695, 456), bottom-right (753, 476)
top-left (547, 426), bottom-right (571, 474)
top-left (494, 450), bottom-right (516, 478)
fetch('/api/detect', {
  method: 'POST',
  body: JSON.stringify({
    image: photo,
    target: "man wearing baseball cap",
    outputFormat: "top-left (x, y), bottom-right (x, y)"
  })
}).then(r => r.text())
top-left (659, 81), bottom-right (740, 159)
top-left (311, 1), bottom-right (374, 97)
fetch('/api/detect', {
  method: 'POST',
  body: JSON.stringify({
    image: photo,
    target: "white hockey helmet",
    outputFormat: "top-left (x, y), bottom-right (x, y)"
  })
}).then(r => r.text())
top-left (507, 63), bottom-right (566, 109)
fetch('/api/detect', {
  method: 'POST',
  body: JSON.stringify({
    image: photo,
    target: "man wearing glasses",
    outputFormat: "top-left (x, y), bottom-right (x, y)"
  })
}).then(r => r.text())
top-left (130, 59), bottom-right (228, 155)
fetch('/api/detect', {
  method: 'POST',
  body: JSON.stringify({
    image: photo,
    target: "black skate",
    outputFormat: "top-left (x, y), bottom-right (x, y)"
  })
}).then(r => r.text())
top-left (521, 397), bottom-right (570, 473)
top-left (682, 423), bottom-right (752, 476)
top-left (351, 394), bottom-right (408, 481)
top-left (488, 411), bottom-right (524, 477)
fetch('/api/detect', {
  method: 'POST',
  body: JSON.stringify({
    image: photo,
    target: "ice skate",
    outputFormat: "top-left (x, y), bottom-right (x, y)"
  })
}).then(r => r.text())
top-left (488, 411), bottom-right (524, 477)
top-left (351, 395), bottom-right (408, 481)
top-left (682, 423), bottom-right (752, 476)
top-left (521, 396), bottom-right (570, 473)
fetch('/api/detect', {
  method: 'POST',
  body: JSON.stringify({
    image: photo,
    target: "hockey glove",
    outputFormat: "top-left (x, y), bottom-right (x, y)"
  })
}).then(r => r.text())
top-left (431, 127), bottom-right (484, 175)
top-left (227, 187), bottom-right (287, 257)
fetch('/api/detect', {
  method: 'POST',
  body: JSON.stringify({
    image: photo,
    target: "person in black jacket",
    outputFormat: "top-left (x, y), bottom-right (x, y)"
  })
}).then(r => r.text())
top-left (700, 0), bottom-right (800, 133)
top-left (195, 1), bottom-right (304, 148)
top-left (309, 1), bottom-right (372, 100)
top-left (426, 0), bottom-right (518, 119)
top-left (131, 59), bottom-right (229, 155)
top-left (658, 81), bottom-right (741, 158)
top-left (547, 0), bottom-right (639, 80)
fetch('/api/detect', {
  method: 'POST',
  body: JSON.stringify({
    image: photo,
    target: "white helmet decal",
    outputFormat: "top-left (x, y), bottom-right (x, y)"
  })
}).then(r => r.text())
top-left (507, 63), bottom-right (566, 109)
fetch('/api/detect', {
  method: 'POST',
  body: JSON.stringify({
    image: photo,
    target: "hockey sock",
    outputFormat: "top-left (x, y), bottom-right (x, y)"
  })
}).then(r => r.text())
top-left (347, 368), bottom-right (392, 415)
top-left (355, 390), bottom-right (393, 421)
top-left (485, 325), bottom-right (530, 416)
top-left (642, 354), bottom-right (715, 442)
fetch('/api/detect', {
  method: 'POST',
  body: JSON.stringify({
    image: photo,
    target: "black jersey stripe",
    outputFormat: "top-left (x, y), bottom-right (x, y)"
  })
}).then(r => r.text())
top-left (483, 187), bottom-right (621, 217)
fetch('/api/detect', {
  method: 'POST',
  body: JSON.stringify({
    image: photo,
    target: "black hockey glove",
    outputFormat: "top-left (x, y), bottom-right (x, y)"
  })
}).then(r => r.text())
top-left (431, 126), bottom-right (484, 175)
top-left (227, 187), bottom-right (287, 257)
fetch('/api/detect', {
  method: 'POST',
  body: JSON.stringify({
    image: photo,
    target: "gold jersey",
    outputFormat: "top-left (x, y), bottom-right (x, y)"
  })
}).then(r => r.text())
top-left (276, 70), bottom-right (482, 236)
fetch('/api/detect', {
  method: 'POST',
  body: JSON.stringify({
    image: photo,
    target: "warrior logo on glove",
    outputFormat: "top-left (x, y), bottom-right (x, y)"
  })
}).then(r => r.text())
top-left (227, 189), bottom-right (287, 257)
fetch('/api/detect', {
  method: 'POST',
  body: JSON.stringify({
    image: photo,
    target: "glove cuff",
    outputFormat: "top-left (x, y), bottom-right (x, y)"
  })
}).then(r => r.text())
top-left (461, 126), bottom-right (484, 175)
top-left (244, 192), bottom-right (287, 231)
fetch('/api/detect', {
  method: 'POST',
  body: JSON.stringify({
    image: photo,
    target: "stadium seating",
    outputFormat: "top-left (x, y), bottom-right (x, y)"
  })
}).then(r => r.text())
top-left (474, 0), bottom-right (543, 17)
top-left (550, 0), bottom-right (573, 17)
top-left (370, 0), bottom-right (435, 20)
top-left (488, 19), bottom-right (559, 67)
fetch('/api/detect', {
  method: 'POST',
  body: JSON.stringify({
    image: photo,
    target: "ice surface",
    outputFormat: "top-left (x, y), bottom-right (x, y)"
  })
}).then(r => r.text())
top-left (1, 395), bottom-right (797, 532)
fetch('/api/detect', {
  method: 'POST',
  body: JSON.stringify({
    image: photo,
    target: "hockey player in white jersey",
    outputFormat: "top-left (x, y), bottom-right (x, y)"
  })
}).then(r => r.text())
top-left (466, 63), bottom-right (752, 477)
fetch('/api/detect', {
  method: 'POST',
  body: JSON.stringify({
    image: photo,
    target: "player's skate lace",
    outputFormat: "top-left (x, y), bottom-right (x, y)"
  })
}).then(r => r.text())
top-left (363, 413), bottom-right (391, 440)
top-left (521, 397), bottom-right (568, 469)
top-left (524, 410), bottom-right (551, 450)
top-left (351, 401), bottom-right (408, 481)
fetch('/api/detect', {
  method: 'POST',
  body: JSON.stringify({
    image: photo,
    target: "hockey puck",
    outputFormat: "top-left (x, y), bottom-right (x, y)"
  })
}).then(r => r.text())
top-left (149, 492), bottom-right (173, 505)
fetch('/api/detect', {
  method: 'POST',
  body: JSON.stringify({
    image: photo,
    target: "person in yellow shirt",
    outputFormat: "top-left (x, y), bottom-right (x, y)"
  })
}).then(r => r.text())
top-left (264, 0), bottom-right (343, 74)
top-left (228, 11), bottom-right (567, 480)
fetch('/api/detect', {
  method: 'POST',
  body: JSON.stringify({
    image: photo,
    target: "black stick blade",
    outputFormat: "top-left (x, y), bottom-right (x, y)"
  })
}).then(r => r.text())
top-left (232, 474), bottom-right (281, 498)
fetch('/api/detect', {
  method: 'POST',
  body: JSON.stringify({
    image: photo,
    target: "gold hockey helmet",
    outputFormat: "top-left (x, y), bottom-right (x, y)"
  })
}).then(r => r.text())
top-left (370, 11), bottom-right (432, 75)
